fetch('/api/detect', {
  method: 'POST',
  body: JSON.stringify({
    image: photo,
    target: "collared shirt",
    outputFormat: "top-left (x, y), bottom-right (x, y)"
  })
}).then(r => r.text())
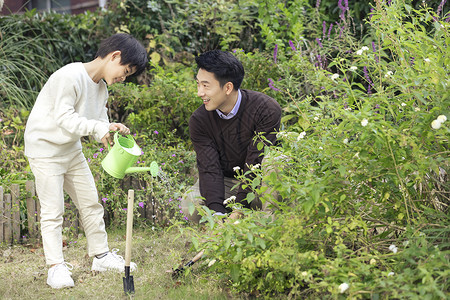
top-left (216, 89), bottom-right (242, 119)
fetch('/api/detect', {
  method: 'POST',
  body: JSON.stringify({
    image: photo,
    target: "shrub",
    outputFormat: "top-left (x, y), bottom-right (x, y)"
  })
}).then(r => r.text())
top-left (191, 1), bottom-right (449, 297)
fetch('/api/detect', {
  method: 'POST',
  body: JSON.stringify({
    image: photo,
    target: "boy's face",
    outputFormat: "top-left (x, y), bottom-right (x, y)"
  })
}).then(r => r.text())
top-left (104, 51), bottom-right (136, 85)
top-left (196, 68), bottom-right (234, 113)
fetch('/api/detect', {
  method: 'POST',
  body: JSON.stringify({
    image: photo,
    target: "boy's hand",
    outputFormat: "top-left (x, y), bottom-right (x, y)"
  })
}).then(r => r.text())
top-left (109, 123), bottom-right (130, 135)
top-left (101, 123), bottom-right (131, 148)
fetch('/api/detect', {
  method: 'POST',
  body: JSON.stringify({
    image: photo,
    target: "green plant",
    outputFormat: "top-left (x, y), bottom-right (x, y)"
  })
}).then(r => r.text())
top-left (186, 1), bottom-right (449, 297)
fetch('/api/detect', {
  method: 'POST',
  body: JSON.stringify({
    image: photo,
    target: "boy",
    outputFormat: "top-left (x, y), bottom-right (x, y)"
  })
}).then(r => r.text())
top-left (24, 33), bottom-right (148, 289)
top-left (180, 50), bottom-right (281, 222)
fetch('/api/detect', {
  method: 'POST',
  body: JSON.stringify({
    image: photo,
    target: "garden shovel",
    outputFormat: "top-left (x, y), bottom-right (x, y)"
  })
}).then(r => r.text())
top-left (123, 189), bottom-right (135, 294)
top-left (172, 249), bottom-right (205, 279)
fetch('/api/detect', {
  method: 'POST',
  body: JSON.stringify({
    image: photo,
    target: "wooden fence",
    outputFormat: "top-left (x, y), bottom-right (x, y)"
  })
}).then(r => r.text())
top-left (1, 178), bottom-right (170, 245)
top-left (0, 181), bottom-right (40, 244)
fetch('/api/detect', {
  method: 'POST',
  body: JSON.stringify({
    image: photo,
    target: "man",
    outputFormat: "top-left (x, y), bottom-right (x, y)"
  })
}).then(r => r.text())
top-left (181, 50), bottom-right (281, 222)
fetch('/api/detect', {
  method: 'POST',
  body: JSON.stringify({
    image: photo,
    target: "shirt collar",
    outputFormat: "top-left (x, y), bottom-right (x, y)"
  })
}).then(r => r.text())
top-left (216, 90), bottom-right (241, 120)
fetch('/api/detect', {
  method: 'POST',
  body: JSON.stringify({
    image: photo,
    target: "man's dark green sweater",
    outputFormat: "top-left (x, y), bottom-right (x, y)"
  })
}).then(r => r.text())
top-left (189, 89), bottom-right (282, 213)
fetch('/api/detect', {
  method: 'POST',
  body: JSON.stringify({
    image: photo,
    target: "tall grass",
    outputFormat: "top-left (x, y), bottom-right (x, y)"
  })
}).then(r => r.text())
top-left (0, 25), bottom-right (53, 109)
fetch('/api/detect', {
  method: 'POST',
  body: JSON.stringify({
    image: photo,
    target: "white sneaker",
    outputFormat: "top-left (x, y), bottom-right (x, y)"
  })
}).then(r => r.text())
top-left (91, 249), bottom-right (137, 272)
top-left (47, 262), bottom-right (75, 289)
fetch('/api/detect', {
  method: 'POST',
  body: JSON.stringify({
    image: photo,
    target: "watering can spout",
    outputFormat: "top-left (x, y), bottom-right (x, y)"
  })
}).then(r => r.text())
top-left (125, 162), bottom-right (159, 177)
top-left (101, 132), bottom-right (159, 179)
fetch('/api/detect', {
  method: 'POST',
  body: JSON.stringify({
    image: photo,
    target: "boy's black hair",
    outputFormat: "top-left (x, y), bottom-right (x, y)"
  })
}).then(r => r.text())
top-left (195, 50), bottom-right (245, 90)
top-left (95, 33), bottom-right (148, 76)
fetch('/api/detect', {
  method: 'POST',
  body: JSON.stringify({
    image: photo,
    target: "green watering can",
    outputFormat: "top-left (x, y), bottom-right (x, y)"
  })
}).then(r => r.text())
top-left (101, 132), bottom-right (159, 179)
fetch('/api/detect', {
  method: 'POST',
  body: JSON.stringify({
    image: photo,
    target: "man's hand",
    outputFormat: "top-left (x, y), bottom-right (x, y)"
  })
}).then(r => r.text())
top-left (228, 211), bottom-right (243, 220)
top-left (101, 123), bottom-right (130, 148)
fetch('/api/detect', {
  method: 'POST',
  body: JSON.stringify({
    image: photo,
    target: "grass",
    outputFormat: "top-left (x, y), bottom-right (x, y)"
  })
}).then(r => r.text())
top-left (0, 226), bottom-right (237, 300)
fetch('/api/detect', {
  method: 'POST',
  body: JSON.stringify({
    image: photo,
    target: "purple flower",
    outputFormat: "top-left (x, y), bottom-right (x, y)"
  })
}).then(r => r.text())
top-left (437, 0), bottom-right (447, 16)
top-left (316, 0), bottom-right (321, 8)
top-left (322, 21), bottom-right (327, 37)
top-left (102, 197), bottom-right (107, 203)
top-left (289, 40), bottom-right (297, 52)
top-left (374, 104), bottom-right (380, 114)
top-left (268, 78), bottom-right (280, 91)
top-left (153, 130), bottom-right (159, 134)
top-left (138, 202), bottom-right (144, 208)
top-left (88, 158), bottom-right (91, 163)
top-left (363, 66), bottom-right (373, 95)
top-left (169, 198), bottom-right (173, 202)
top-left (99, 148), bottom-right (104, 152)
top-left (184, 216), bottom-right (189, 221)
top-left (93, 153), bottom-right (98, 159)
top-left (171, 154), bottom-right (176, 157)
top-left (123, 208), bottom-right (127, 211)
top-left (316, 38), bottom-right (323, 48)
top-left (179, 210), bottom-right (183, 214)
top-left (273, 44), bottom-right (278, 64)
top-left (327, 23), bottom-right (333, 39)
top-left (372, 41), bottom-right (379, 62)
top-left (338, 0), bottom-right (345, 20)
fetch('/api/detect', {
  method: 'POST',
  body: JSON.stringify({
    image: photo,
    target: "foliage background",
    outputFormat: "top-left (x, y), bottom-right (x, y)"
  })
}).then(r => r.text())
top-left (0, 0), bottom-right (449, 298)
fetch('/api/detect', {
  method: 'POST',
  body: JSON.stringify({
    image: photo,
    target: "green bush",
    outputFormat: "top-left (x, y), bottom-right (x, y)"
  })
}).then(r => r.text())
top-left (0, 9), bottom-right (104, 109)
top-left (190, 1), bottom-right (449, 297)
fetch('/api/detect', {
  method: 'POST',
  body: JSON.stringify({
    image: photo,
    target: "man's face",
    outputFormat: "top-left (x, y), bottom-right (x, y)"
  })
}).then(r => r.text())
top-left (105, 52), bottom-right (136, 85)
top-left (196, 68), bottom-right (231, 112)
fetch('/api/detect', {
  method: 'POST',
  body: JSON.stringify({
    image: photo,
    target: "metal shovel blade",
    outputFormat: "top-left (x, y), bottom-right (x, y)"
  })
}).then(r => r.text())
top-left (123, 266), bottom-right (135, 294)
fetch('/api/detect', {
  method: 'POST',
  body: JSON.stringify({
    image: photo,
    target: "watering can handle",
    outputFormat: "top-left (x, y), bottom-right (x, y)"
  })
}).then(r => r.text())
top-left (105, 131), bottom-right (122, 151)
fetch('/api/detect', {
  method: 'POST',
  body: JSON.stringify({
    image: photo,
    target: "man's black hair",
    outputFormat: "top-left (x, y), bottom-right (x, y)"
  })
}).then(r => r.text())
top-left (95, 33), bottom-right (148, 76)
top-left (195, 50), bottom-right (245, 90)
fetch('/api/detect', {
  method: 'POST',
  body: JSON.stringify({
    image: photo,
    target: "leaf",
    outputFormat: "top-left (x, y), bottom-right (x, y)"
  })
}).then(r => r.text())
top-left (188, 202), bottom-right (195, 216)
top-left (230, 264), bottom-right (240, 282)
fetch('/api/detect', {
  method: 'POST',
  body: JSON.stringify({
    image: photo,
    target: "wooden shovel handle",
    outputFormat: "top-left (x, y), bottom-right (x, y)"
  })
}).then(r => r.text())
top-left (192, 249), bottom-right (205, 263)
top-left (125, 189), bottom-right (134, 266)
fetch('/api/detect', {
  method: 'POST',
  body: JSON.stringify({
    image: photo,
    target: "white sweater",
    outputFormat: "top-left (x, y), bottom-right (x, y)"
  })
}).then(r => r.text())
top-left (24, 62), bottom-right (110, 158)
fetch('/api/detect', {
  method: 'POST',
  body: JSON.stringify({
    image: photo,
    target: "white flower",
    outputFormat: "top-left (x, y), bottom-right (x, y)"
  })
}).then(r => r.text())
top-left (277, 131), bottom-right (287, 138)
top-left (361, 46), bottom-right (369, 51)
top-left (385, 71), bottom-right (393, 78)
top-left (251, 163), bottom-right (261, 171)
top-left (319, 146), bottom-right (323, 150)
top-left (331, 73), bottom-right (339, 80)
top-left (343, 138), bottom-right (349, 144)
top-left (297, 131), bottom-right (306, 140)
top-left (431, 120), bottom-right (441, 130)
top-left (301, 271), bottom-right (308, 277)
top-left (401, 103), bottom-right (406, 107)
top-left (387, 272), bottom-right (395, 276)
top-left (208, 259), bottom-right (217, 267)
top-left (437, 115), bottom-right (447, 123)
top-left (314, 116), bottom-right (319, 121)
top-left (233, 220), bottom-right (240, 225)
top-left (223, 195), bottom-right (236, 205)
top-left (350, 66), bottom-right (358, 71)
top-left (414, 107), bottom-right (420, 112)
top-left (424, 58), bottom-right (430, 62)
top-left (361, 118), bottom-right (368, 127)
top-left (339, 282), bottom-right (349, 293)
top-left (233, 166), bottom-right (241, 172)
top-left (356, 49), bottom-right (363, 55)
top-left (389, 244), bottom-right (398, 254)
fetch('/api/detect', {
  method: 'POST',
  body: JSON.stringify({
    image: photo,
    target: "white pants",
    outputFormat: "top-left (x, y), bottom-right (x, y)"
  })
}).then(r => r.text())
top-left (28, 150), bottom-right (109, 265)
